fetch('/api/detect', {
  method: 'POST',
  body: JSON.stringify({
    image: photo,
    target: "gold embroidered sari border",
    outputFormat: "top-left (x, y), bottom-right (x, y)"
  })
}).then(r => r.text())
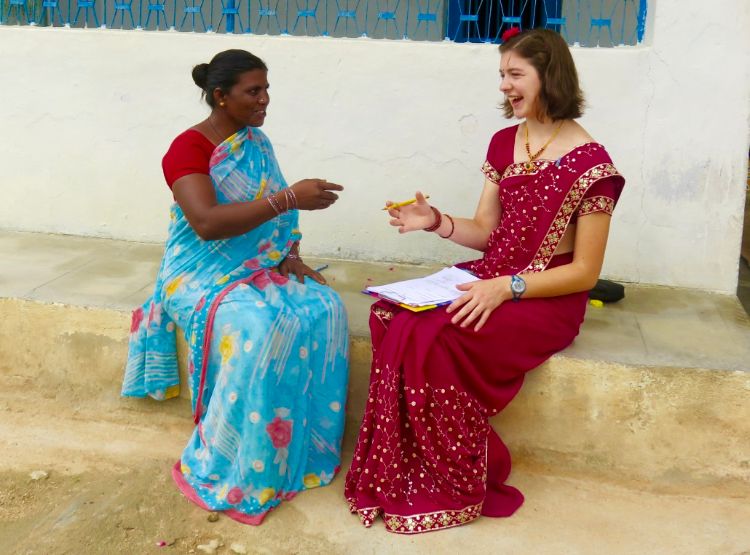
top-left (524, 163), bottom-right (620, 273)
top-left (481, 160), bottom-right (502, 184)
top-left (500, 159), bottom-right (554, 181)
top-left (382, 502), bottom-right (483, 534)
top-left (578, 196), bottom-right (615, 216)
top-left (350, 502), bottom-right (483, 534)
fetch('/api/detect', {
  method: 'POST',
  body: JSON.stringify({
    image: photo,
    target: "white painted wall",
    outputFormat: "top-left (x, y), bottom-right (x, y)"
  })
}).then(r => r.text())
top-left (1, 0), bottom-right (749, 292)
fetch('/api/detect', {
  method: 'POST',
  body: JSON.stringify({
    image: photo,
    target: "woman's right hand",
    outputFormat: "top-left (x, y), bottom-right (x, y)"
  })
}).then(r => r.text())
top-left (387, 191), bottom-right (435, 234)
top-left (290, 179), bottom-right (344, 211)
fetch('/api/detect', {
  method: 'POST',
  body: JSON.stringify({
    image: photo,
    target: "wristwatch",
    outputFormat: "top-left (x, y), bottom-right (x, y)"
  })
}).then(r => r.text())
top-left (510, 275), bottom-right (526, 302)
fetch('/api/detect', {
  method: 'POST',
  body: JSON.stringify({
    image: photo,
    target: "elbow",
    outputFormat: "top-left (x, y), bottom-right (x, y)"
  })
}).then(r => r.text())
top-left (583, 275), bottom-right (600, 291)
top-left (575, 262), bottom-right (602, 292)
top-left (192, 218), bottom-right (222, 241)
top-left (581, 266), bottom-right (602, 291)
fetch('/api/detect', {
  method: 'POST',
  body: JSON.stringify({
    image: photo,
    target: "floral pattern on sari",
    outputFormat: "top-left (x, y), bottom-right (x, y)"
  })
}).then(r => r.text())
top-left (123, 127), bottom-right (349, 524)
top-left (346, 130), bottom-right (624, 534)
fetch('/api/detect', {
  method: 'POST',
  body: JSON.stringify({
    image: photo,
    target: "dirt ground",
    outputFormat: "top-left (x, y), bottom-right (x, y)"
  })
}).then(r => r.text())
top-left (2, 379), bottom-right (750, 555)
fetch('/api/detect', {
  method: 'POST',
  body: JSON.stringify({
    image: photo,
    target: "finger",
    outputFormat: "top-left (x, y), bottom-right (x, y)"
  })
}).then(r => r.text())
top-left (415, 191), bottom-right (428, 205)
top-left (319, 192), bottom-right (339, 201)
top-left (460, 305), bottom-right (484, 329)
top-left (278, 263), bottom-right (289, 277)
top-left (455, 281), bottom-right (474, 291)
top-left (308, 270), bottom-right (326, 285)
top-left (474, 311), bottom-right (490, 332)
top-left (446, 293), bottom-right (471, 314)
top-left (389, 218), bottom-right (403, 227)
top-left (451, 299), bottom-right (477, 325)
top-left (387, 208), bottom-right (401, 217)
top-left (295, 265), bottom-right (305, 283)
top-left (320, 182), bottom-right (344, 191)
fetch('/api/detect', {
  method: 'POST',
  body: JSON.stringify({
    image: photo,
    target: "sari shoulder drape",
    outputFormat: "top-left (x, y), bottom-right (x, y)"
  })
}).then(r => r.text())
top-left (123, 127), bottom-right (301, 401)
top-left (468, 132), bottom-right (625, 279)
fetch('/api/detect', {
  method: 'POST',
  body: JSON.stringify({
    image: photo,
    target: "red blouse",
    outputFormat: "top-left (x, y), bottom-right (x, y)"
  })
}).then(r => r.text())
top-left (485, 125), bottom-right (621, 218)
top-left (162, 129), bottom-right (217, 189)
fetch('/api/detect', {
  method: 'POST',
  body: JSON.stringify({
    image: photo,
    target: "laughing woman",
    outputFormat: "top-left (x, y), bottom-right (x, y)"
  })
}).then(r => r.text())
top-left (345, 28), bottom-right (625, 533)
top-left (123, 50), bottom-right (349, 525)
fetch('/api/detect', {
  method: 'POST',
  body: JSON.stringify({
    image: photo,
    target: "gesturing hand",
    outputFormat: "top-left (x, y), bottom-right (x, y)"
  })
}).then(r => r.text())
top-left (386, 191), bottom-right (435, 234)
top-left (278, 256), bottom-right (326, 285)
top-left (291, 179), bottom-right (344, 211)
top-left (445, 276), bottom-right (511, 332)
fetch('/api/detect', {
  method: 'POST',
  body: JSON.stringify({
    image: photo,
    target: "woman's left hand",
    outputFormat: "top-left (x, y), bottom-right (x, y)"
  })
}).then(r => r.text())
top-left (446, 276), bottom-right (511, 332)
top-left (278, 257), bottom-right (326, 285)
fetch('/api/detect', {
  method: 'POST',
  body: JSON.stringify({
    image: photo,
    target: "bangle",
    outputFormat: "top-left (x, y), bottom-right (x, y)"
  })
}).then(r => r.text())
top-left (438, 213), bottom-right (455, 239)
top-left (268, 193), bottom-right (285, 215)
top-left (286, 253), bottom-right (301, 260)
top-left (284, 188), bottom-right (298, 210)
top-left (423, 207), bottom-right (442, 232)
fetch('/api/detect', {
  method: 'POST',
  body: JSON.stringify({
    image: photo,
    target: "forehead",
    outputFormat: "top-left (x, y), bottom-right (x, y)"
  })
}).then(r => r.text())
top-left (500, 51), bottom-right (533, 71)
top-left (234, 69), bottom-right (268, 87)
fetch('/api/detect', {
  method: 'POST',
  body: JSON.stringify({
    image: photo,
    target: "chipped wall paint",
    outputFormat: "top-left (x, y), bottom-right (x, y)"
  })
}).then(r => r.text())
top-left (1, 1), bottom-right (748, 292)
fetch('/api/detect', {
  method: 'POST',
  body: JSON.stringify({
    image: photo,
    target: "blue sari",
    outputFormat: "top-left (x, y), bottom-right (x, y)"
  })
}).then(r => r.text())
top-left (123, 127), bottom-right (349, 524)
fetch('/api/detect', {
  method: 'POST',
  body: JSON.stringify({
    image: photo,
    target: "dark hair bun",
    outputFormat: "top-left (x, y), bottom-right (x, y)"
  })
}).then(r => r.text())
top-left (192, 63), bottom-right (210, 90)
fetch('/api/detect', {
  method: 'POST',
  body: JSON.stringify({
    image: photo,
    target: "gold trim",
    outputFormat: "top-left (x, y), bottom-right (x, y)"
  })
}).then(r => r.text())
top-left (524, 163), bottom-right (620, 273)
top-left (578, 196), bottom-right (615, 217)
top-left (380, 503), bottom-right (483, 534)
top-left (481, 160), bottom-right (502, 184)
top-left (350, 502), bottom-right (483, 534)
top-left (500, 159), bottom-right (554, 181)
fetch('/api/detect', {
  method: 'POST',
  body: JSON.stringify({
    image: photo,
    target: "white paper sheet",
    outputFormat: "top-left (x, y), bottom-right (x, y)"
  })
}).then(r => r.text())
top-left (365, 266), bottom-right (479, 307)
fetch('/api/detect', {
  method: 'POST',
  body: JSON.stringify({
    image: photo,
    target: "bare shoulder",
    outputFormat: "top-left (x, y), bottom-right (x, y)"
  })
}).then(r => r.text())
top-left (545, 120), bottom-right (595, 159)
top-left (565, 120), bottom-right (595, 146)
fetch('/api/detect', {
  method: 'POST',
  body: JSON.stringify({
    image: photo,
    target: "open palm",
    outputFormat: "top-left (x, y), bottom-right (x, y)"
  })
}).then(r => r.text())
top-left (387, 191), bottom-right (435, 233)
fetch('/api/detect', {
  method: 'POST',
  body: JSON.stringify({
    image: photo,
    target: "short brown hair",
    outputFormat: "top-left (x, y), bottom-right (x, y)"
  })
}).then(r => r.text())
top-left (499, 29), bottom-right (584, 121)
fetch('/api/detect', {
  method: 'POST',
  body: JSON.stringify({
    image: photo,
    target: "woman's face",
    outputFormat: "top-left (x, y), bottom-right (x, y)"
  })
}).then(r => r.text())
top-left (499, 52), bottom-right (542, 120)
top-left (218, 69), bottom-right (270, 127)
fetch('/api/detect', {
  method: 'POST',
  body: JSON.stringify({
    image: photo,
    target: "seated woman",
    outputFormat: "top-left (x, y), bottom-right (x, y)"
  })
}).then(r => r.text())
top-left (123, 49), bottom-right (349, 525)
top-left (345, 28), bottom-right (625, 534)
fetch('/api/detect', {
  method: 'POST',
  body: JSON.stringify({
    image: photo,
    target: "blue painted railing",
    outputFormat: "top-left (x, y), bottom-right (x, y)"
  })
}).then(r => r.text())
top-left (0, 0), bottom-right (646, 45)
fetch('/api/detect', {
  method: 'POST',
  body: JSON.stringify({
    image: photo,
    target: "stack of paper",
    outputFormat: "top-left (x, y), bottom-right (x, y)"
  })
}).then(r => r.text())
top-left (364, 266), bottom-right (479, 310)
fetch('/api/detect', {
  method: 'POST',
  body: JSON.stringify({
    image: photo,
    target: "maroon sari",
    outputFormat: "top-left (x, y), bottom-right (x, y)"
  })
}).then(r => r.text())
top-left (344, 125), bottom-right (625, 534)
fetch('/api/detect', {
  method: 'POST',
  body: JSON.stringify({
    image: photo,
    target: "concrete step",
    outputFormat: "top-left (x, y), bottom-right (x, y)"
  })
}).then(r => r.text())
top-left (2, 384), bottom-right (749, 554)
top-left (1, 230), bottom-right (749, 497)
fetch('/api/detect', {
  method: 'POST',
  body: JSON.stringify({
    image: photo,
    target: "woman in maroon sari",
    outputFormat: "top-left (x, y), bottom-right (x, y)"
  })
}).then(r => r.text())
top-left (345, 28), bottom-right (625, 534)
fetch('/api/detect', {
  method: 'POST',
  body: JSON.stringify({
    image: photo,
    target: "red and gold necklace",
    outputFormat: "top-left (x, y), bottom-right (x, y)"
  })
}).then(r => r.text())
top-left (524, 120), bottom-right (564, 172)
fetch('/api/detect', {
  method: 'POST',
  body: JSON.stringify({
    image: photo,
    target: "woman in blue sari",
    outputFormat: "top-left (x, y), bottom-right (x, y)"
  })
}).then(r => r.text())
top-left (123, 49), bottom-right (349, 525)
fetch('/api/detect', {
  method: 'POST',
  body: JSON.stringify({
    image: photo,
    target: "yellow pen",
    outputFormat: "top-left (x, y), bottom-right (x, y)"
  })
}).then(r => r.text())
top-left (382, 195), bottom-right (430, 211)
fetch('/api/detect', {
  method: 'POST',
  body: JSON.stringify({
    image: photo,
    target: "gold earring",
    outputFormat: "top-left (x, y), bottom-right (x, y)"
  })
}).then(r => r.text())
top-left (219, 101), bottom-right (226, 107)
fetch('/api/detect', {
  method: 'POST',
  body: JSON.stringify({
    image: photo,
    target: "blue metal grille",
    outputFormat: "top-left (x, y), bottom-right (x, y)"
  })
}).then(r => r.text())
top-left (0, 0), bottom-right (646, 45)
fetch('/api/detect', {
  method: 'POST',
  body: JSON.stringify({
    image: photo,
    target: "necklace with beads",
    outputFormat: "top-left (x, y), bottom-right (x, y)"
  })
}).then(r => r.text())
top-left (524, 120), bottom-right (564, 172)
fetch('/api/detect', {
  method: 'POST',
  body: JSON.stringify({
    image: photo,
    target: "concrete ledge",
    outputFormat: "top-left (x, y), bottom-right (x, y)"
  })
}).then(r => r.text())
top-left (2, 294), bottom-right (749, 495)
top-left (1, 231), bottom-right (750, 495)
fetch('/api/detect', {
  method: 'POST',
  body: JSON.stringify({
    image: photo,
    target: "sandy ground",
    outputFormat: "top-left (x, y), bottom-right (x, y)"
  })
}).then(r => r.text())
top-left (2, 380), bottom-right (750, 555)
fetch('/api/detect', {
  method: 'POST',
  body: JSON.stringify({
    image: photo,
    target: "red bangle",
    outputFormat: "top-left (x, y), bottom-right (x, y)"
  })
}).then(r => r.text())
top-left (438, 213), bottom-right (455, 239)
top-left (423, 207), bottom-right (442, 232)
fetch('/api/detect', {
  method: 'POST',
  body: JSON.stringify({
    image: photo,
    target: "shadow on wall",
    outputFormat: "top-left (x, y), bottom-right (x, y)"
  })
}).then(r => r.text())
top-left (737, 155), bottom-right (750, 316)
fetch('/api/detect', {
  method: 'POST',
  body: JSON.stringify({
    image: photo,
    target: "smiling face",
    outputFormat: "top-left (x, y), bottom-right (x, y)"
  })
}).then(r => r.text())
top-left (499, 51), bottom-right (543, 121)
top-left (214, 69), bottom-right (270, 128)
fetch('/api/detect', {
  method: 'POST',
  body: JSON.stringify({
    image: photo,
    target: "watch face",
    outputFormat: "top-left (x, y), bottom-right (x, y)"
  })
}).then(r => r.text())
top-left (511, 278), bottom-right (525, 293)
